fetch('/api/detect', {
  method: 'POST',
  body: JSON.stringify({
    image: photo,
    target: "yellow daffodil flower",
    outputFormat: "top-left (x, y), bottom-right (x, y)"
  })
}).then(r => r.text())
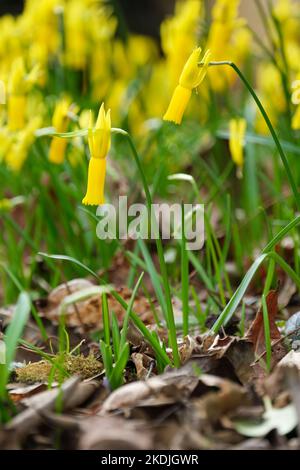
top-left (163, 47), bottom-right (211, 124)
top-left (82, 103), bottom-right (111, 206)
top-left (229, 118), bottom-right (246, 174)
top-left (7, 58), bottom-right (27, 131)
top-left (161, 0), bottom-right (202, 88)
top-left (207, 0), bottom-right (242, 91)
top-left (7, 58), bottom-right (41, 131)
top-left (49, 98), bottom-right (72, 164)
top-left (6, 116), bottom-right (41, 171)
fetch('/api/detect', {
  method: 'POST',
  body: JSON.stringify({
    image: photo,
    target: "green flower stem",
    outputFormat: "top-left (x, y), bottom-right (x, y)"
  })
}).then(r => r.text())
top-left (112, 128), bottom-right (180, 367)
top-left (209, 61), bottom-right (300, 211)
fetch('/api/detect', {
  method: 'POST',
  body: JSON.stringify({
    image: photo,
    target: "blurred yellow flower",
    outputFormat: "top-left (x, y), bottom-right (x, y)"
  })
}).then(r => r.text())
top-left (161, 0), bottom-right (202, 87)
top-left (82, 103), bottom-right (111, 205)
top-left (292, 106), bottom-right (300, 130)
top-left (79, 109), bottom-right (93, 129)
top-left (8, 95), bottom-right (26, 132)
top-left (49, 98), bottom-right (72, 164)
top-left (255, 63), bottom-right (286, 133)
top-left (163, 47), bottom-right (211, 124)
top-left (7, 58), bottom-right (27, 131)
top-left (7, 58), bottom-right (41, 131)
top-left (229, 118), bottom-right (246, 172)
top-left (6, 116), bottom-right (41, 171)
top-left (292, 79), bottom-right (300, 105)
top-left (207, 0), bottom-right (243, 91)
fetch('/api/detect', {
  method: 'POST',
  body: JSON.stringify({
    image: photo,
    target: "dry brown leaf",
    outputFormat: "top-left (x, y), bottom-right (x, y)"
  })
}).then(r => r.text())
top-left (207, 334), bottom-right (237, 359)
top-left (37, 279), bottom-right (154, 330)
top-left (4, 377), bottom-right (98, 439)
top-left (245, 290), bottom-right (284, 358)
top-left (131, 352), bottom-right (154, 380)
top-left (79, 416), bottom-right (153, 450)
top-left (100, 368), bottom-right (200, 413)
top-left (8, 383), bottom-right (47, 402)
top-left (193, 374), bottom-right (247, 424)
top-left (178, 335), bottom-right (198, 363)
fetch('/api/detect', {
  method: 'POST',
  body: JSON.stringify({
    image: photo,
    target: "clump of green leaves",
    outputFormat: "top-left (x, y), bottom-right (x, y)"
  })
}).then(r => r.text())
top-left (0, 292), bottom-right (31, 423)
top-left (100, 272), bottom-right (144, 390)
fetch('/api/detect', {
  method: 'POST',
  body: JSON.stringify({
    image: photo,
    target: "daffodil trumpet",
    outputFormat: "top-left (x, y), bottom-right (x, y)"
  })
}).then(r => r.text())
top-left (82, 103), bottom-right (111, 206)
top-left (82, 157), bottom-right (106, 205)
top-left (163, 47), bottom-right (211, 124)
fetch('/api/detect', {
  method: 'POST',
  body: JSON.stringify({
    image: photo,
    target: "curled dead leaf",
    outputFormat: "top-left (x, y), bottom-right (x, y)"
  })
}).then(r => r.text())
top-left (79, 416), bottom-right (153, 450)
top-left (100, 368), bottom-right (200, 413)
top-left (37, 279), bottom-right (154, 331)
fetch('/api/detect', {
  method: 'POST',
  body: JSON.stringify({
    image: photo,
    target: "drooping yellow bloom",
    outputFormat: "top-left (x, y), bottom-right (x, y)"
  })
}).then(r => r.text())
top-left (7, 58), bottom-right (41, 131)
top-left (161, 0), bottom-right (203, 88)
top-left (49, 98), bottom-right (72, 164)
top-left (163, 47), bottom-right (211, 124)
top-left (229, 118), bottom-right (246, 172)
top-left (7, 58), bottom-right (27, 131)
top-left (6, 116), bottom-right (41, 171)
top-left (82, 103), bottom-right (111, 206)
top-left (207, 0), bottom-right (242, 91)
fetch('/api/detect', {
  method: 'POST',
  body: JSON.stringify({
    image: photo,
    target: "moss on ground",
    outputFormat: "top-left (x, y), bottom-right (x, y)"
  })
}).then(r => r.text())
top-left (16, 354), bottom-right (103, 383)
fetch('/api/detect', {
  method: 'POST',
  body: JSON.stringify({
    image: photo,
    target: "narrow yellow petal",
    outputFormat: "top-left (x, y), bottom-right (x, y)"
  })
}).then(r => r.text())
top-left (179, 47), bottom-right (202, 90)
top-left (96, 102), bottom-right (105, 129)
top-left (82, 157), bottom-right (106, 206)
top-left (91, 104), bottom-right (111, 159)
top-left (195, 50), bottom-right (212, 88)
top-left (163, 85), bottom-right (192, 124)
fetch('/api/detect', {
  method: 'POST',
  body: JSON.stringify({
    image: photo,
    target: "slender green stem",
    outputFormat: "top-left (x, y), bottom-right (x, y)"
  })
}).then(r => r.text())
top-left (263, 259), bottom-right (275, 295)
top-left (112, 129), bottom-right (180, 367)
top-left (209, 61), bottom-right (300, 211)
top-left (262, 293), bottom-right (272, 372)
top-left (181, 202), bottom-right (189, 336)
top-left (102, 293), bottom-right (110, 345)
